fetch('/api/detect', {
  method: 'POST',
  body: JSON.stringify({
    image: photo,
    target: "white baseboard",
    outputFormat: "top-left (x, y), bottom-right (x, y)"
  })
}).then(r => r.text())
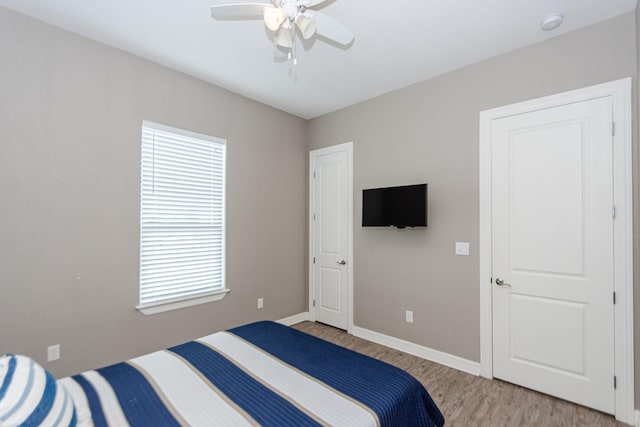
top-left (634, 409), bottom-right (640, 427)
top-left (277, 312), bottom-right (309, 326)
top-left (352, 325), bottom-right (481, 376)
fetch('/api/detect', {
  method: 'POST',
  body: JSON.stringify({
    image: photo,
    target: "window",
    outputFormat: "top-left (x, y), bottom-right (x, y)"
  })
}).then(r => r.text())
top-left (137, 121), bottom-right (227, 315)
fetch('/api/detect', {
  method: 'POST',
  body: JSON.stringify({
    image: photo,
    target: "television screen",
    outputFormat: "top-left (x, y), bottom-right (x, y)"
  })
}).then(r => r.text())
top-left (362, 184), bottom-right (428, 228)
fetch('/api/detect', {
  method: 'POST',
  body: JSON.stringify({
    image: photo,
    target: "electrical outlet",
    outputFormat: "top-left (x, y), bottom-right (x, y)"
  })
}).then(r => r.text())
top-left (257, 298), bottom-right (264, 309)
top-left (405, 310), bottom-right (413, 323)
top-left (455, 242), bottom-right (470, 256)
top-left (47, 344), bottom-right (60, 362)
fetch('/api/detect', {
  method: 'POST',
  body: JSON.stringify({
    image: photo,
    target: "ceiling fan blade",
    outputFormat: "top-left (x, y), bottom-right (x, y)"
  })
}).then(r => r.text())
top-left (210, 3), bottom-right (271, 20)
top-left (312, 11), bottom-right (354, 46)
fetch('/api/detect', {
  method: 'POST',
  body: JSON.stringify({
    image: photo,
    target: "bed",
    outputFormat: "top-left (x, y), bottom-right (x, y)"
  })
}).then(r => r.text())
top-left (3, 321), bottom-right (445, 426)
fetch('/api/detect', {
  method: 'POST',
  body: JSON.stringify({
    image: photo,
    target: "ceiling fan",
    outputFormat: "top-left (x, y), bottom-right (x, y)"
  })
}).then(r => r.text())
top-left (210, 0), bottom-right (354, 63)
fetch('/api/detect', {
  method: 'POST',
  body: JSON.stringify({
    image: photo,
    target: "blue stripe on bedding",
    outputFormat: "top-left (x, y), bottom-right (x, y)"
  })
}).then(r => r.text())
top-left (74, 365), bottom-right (181, 427)
top-left (169, 341), bottom-right (322, 427)
top-left (229, 321), bottom-right (445, 427)
top-left (0, 355), bottom-right (16, 401)
top-left (97, 363), bottom-right (181, 427)
top-left (72, 374), bottom-right (108, 427)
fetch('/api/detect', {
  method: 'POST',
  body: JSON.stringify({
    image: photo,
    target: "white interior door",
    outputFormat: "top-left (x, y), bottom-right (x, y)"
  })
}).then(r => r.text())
top-left (491, 96), bottom-right (615, 413)
top-left (310, 143), bottom-right (352, 330)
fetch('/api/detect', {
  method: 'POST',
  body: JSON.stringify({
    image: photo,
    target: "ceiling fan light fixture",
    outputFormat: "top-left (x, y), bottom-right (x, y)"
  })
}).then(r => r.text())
top-left (264, 6), bottom-right (286, 31)
top-left (209, 0), bottom-right (355, 65)
top-left (276, 26), bottom-right (293, 48)
top-left (296, 13), bottom-right (316, 39)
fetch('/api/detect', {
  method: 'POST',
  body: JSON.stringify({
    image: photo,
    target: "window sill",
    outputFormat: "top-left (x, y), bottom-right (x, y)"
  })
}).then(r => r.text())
top-left (136, 289), bottom-right (230, 316)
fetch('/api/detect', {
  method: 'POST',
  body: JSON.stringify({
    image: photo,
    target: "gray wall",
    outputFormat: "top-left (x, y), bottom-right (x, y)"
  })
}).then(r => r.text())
top-left (308, 11), bottom-right (637, 373)
top-left (0, 7), bottom-right (307, 377)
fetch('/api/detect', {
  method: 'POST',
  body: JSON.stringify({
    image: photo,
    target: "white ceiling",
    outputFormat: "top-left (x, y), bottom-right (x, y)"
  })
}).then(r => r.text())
top-left (1, 0), bottom-right (636, 119)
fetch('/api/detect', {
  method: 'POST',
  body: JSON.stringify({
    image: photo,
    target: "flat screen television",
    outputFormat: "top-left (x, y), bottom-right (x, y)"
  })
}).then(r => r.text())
top-left (362, 184), bottom-right (428, 228)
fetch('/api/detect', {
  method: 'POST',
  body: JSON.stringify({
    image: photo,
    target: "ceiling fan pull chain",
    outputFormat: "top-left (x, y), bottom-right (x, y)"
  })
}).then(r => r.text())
top-left (292, 29), bottom-right (297, 65)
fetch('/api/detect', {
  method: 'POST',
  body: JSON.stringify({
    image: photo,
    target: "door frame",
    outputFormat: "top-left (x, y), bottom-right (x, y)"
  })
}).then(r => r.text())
top-left (478, 78), bottom-right (634, 423)
top-left (308, 141), bottom-right (354, 333)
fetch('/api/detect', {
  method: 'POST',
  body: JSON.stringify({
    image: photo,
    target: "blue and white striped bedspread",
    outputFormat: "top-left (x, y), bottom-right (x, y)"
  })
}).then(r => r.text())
top-left (59, 321), bottom-right (444, 427)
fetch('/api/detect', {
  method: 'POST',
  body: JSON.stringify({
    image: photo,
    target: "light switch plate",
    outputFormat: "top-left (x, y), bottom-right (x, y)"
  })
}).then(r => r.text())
top-left (455, 242), bottom-right (470, 256)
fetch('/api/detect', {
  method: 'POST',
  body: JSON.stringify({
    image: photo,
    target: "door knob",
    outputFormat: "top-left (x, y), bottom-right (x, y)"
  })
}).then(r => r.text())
top-left (495, 278), bottom-right (511, 287)
top-left (336, 260), bottom-right (346, 265)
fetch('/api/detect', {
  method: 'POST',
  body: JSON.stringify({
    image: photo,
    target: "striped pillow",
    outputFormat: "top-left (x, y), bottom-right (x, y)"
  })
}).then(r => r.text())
top-left (0, 354), bottom-right (77, 426)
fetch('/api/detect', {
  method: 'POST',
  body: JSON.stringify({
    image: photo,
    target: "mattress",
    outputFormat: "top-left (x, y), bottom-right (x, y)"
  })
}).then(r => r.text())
top-left (59, 321), bottom-right (445, 426)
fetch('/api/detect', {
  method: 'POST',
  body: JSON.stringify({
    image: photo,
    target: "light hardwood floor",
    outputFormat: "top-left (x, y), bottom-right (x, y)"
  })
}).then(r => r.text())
top-left (291, 321), bottom-right (624, 427)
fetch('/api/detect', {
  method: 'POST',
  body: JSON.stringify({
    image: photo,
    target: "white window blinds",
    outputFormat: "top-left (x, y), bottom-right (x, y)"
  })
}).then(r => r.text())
top-left (139, 121), bottom-right (225, 307)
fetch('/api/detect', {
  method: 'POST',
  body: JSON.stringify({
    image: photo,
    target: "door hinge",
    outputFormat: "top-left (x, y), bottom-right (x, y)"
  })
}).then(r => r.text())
top-left (614, 376), bottom-right (617, 389)
top-left (611, 122), bottom-right (616, 136)
top-left (313, 171), bottom-right (316, 178)
top-left (613, 292), bottom-right (616, 305)
top-left (490, 277), bottom-right (493, 284)
top-left (313, 299), bottom-right (316, 307)
top-left (313, 213), bottom-right (316, 220)
top-left (612, 205), bottom-right (616, 219)
top-left (313, 257), bottom-right (315, 264)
